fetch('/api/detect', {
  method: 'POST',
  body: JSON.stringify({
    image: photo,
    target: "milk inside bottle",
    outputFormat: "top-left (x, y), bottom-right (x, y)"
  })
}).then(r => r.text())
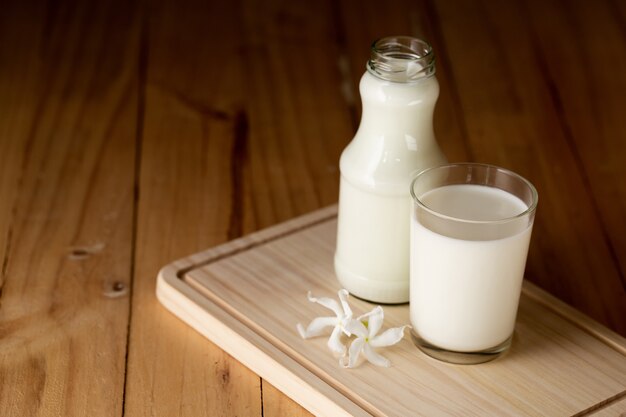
top-left (334, 37), bottom-right (446, 303)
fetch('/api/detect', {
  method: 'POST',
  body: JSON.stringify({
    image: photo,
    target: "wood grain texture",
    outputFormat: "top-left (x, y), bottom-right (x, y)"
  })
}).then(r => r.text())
top-left (123, 1), bottom-right (263, 416)
top-left (159, 207), bottom-right (626, 416)
top-left (588, 397), bottom-right (626, 416)
top-left (124, 0), bottom-right (351, 415)
top-left (522, 0), bottom-right (626, 286)
top-left (237, 0), bottom-right (353, 231)
top-left (428, 0), bottom-right (626, 333)
top-left (0, 0), bottom-right (139, 415)
top-left (1, 0), bottom-right (626, 415)
top-left (262, 381), bottom-right (314, 417)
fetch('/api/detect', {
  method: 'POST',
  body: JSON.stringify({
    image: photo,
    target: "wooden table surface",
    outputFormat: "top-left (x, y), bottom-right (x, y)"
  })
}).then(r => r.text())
top-left (1, 0), bottom-right (625, 416)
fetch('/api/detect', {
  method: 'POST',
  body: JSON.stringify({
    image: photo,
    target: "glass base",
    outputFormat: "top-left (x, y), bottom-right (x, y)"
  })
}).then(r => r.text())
top-left (410, 330), bottom-right (512, 365)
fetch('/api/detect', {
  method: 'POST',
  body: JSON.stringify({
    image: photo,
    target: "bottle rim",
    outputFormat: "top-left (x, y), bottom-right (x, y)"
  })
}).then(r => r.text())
top-left (367, 36), bottom-right (436, 83)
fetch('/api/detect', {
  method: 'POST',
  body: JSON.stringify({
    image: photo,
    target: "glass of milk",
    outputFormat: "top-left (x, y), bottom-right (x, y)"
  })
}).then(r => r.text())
top-left (409, 163), bottom-right (538, 364)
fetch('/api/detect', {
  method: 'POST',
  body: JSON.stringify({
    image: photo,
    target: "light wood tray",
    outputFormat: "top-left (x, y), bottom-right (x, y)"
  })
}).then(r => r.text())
top-left (156, 206), bottom-right (626, 416)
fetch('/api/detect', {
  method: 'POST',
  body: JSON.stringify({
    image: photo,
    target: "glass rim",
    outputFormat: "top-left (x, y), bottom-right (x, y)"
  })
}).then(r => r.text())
top-left (410, 163), bottom-right (539, 225)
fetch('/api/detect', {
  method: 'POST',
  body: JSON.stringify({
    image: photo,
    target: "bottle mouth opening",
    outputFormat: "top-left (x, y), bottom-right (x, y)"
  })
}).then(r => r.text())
top-left (367, 36), bottom-right (436, 82)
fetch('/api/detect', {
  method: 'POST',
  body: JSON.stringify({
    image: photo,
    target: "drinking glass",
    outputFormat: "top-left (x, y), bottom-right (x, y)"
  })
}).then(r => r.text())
top-left (409, 163), bottom-right (538, 364)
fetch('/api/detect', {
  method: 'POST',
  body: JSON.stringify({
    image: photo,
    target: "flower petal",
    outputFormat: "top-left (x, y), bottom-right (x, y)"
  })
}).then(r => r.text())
top-left (357, 306), bottom-right (384, 338)
top-left (297, 316), bottom-right (337, 339)
top-left (337, 289), bottom-right (352, 318)
top-left (370, 325), bottom-right (409, 348)
top-left (307, 291), bottom-right (342, 317)
top-left (343, 337), bottom-right (366, 368)
top-left (363, 344), bottom-right (391, 367)
top-left (344, 318), bottom-right (368, 338)
top-left (296, 323), bottom-right (307, 339)
top-left (339, 316), bottom-right (354, 336)
top-left (327, 325), bottom-right (346, 354)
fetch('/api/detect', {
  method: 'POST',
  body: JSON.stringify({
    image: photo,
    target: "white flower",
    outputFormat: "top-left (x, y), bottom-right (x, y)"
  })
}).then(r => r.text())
top-left (297, 289), bottom-right (353, 355)
top-left (340, 306), bottom-right (408, 368)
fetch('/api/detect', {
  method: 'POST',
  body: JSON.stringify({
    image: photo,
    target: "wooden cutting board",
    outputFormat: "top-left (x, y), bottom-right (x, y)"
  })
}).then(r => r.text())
top-left (156, 206), bottom-right (626, 416)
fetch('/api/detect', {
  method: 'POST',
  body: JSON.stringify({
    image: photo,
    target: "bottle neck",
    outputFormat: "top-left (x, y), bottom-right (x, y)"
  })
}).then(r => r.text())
top-left (357, 71), bottom-right (439, 140)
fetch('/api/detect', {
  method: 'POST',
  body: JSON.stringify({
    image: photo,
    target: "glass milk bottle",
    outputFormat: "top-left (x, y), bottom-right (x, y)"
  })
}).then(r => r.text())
top-left (334, 36), bottom-right (446, 303)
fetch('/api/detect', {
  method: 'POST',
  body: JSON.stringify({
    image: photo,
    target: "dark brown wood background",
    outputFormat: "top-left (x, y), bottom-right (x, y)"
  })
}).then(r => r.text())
top-left (1, 0), bottom-right (625, 415)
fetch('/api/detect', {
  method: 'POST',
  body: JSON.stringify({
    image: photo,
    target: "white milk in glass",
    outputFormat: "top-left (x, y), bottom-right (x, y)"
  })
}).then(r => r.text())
top-left (335, 37), bottom-right (446, 303)
top-left (410, 184), bottom-right (532, 352)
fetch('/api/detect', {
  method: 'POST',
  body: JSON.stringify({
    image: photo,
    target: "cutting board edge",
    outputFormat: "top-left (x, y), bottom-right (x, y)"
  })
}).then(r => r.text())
top-left (521, 281), bottom-right (626, 355)
top-left (156, 264), bottom-right (374, 417)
